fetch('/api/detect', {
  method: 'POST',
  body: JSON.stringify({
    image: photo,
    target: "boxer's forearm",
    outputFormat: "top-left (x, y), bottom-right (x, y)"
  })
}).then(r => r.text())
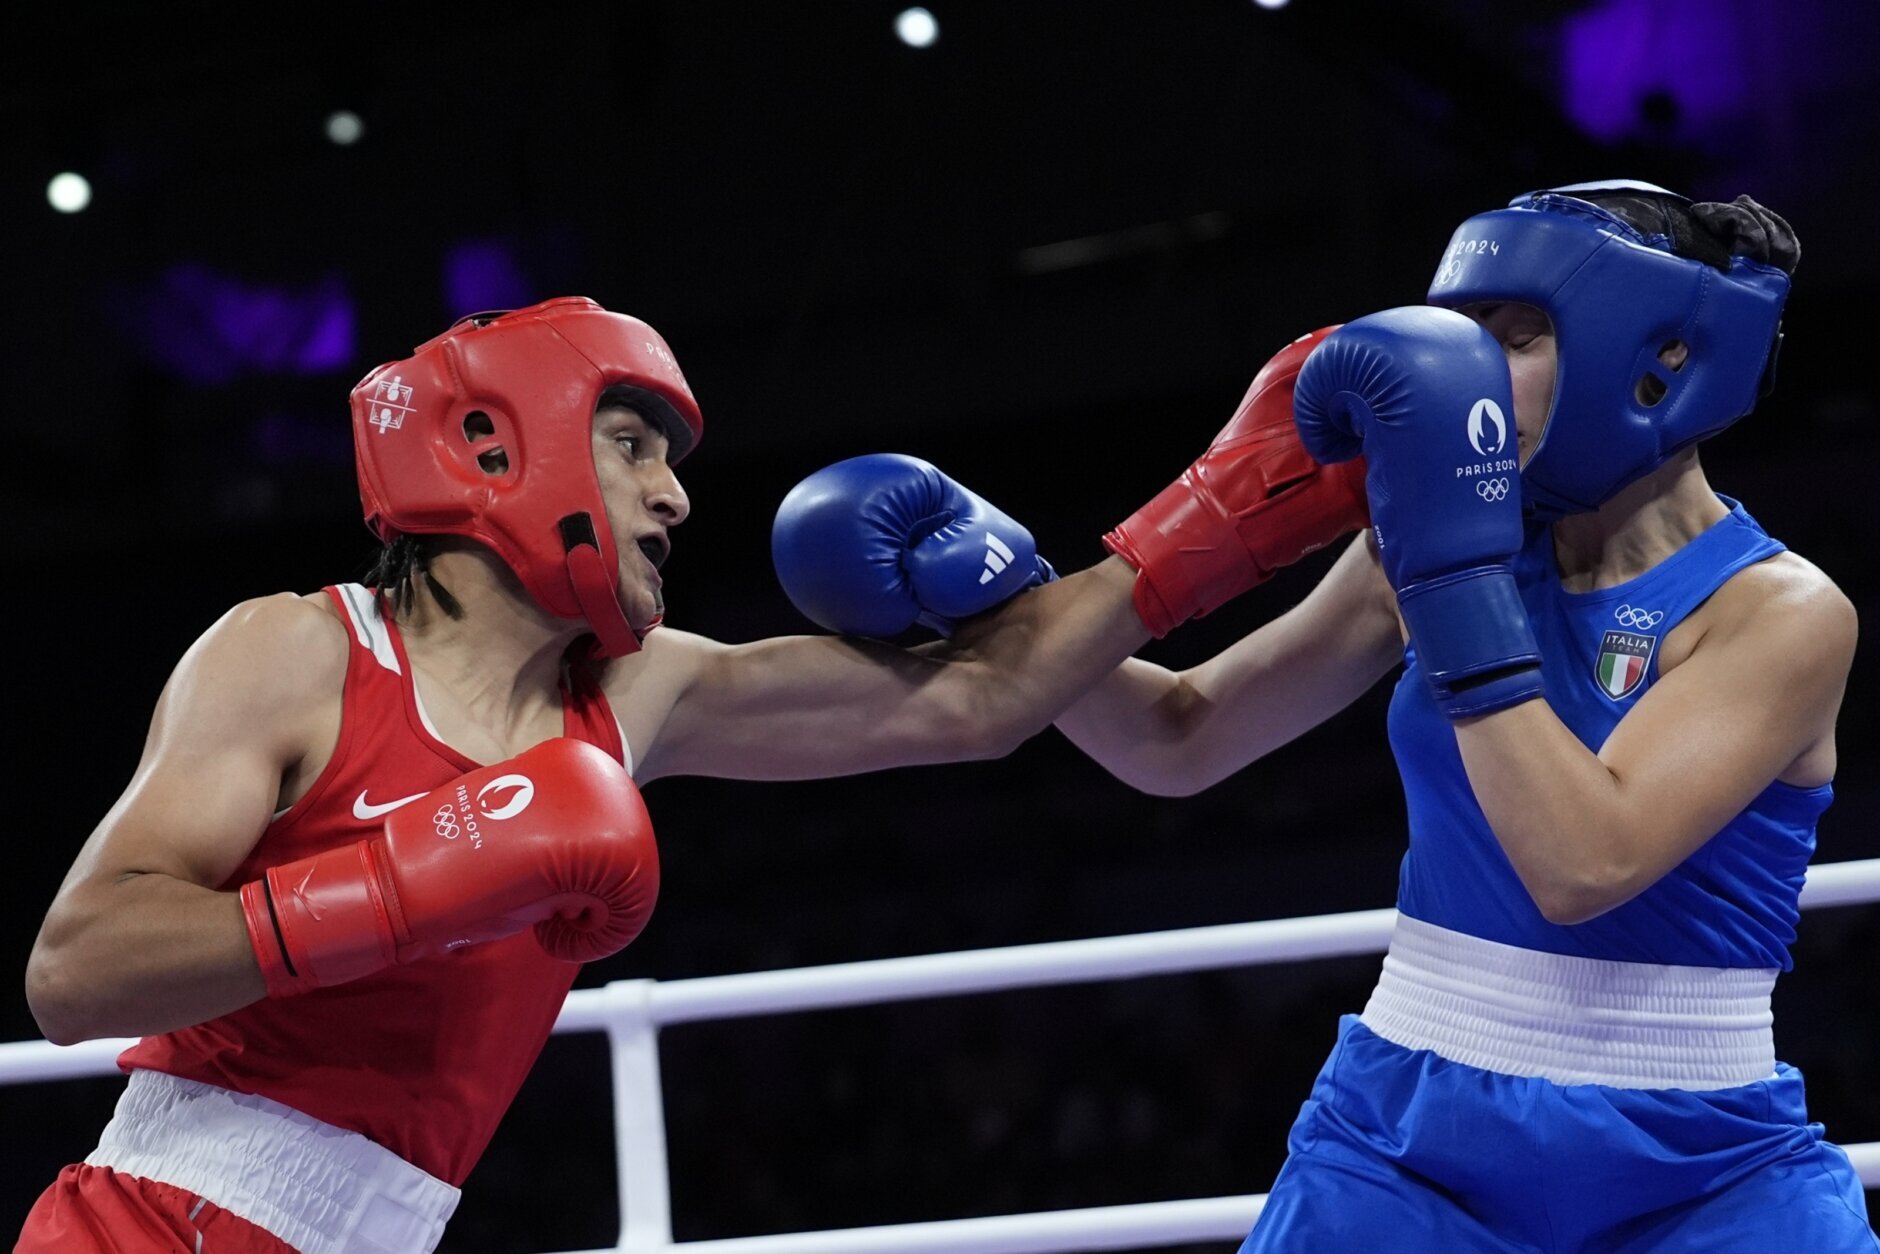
top-left (1053, 658), bottom-right (1198, 793)
top-left (689, 556), bottom-right (1148, 770)
top-left (1059, 532), bottom-right (1401, 796)
top-left (1456, 586), bottom-right (1852, 927)
top-left (26, 874), bottom-right (265, 1044)
top-left (638, 559), bottom-right (1148, 782)
top-left (925, 556), bottom-right (1150, 751)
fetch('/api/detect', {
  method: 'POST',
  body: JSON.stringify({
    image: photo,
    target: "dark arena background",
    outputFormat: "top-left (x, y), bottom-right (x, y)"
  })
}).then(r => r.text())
top-left (4, 3), bottom-right (1878, 1251)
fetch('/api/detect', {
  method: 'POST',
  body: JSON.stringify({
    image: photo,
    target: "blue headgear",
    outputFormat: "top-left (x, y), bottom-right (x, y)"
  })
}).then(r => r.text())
top-left (1427, 180), bottom-right (1791, 518)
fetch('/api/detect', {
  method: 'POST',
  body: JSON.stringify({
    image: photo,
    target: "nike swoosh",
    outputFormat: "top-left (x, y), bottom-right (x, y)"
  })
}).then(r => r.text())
top-left (290, 864), bottom-right (324, 922)
top-left (353, 790), bottom-right (429, 821)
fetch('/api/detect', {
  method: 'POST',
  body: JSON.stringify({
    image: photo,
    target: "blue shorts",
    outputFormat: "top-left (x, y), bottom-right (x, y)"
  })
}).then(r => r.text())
top-left (1241, 1016), bottom-right (1876, 1253)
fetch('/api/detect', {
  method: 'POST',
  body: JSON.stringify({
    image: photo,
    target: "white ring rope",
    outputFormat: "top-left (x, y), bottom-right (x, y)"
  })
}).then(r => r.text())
top-left (6, 857), bottom-right (1878, 1253)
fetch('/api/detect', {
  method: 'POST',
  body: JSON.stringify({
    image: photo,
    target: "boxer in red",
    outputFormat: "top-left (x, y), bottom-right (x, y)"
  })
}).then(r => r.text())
top-left (20, 298), bottom-right (1365, 1252)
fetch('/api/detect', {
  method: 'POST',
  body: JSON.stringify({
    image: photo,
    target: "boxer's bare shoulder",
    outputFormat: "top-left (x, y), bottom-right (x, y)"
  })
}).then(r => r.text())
top-left (1658, 548), bottom-right (1855, 678)
top-left (158, 592), bottom-right (350, 811)
top-left (595, 624), bottom-right (696, 758)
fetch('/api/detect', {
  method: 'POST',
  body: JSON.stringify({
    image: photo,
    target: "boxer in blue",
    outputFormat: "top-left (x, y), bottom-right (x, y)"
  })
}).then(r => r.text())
top-left (1118, 183), bottom-right (1870, 1251)
top-left (778, 181), bottom-right (1871, 1250)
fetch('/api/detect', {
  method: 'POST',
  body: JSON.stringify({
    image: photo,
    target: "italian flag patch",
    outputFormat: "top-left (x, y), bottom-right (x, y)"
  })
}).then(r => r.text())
top-left (1596, 629), bottom-right (1656, 700)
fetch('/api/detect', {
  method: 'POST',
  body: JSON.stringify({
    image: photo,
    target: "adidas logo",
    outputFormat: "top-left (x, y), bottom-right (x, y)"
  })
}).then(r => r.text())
top-left (979, 531), bottom-right (1016, 584)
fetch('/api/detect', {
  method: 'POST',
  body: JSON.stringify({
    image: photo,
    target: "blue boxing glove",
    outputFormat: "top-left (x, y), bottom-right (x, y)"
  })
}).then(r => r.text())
top-left (771, 453), bottom-right (1056, 637)
top-left (1293, 307), bottom-right (1542, 718)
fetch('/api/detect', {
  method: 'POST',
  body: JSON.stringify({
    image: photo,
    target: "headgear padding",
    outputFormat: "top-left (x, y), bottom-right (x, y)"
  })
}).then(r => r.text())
top-left (350, 296), bottom-right (704, 657)
top-left (1428, 180), bottom-right (1791, 518)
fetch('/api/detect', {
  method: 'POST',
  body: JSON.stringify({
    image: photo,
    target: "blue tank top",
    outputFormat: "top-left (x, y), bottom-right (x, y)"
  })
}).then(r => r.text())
top-left (1388, 497), bottom-right (1831, 970)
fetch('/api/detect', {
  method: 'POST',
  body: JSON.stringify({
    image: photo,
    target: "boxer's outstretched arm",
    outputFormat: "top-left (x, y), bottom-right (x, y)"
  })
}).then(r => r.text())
top-left (637, 326), bottom-right (1372, 786)
top-left (24, 595), bottom-right (343, 1043)
top-left (1056, 532), bottom-right (1401, 796)
top-left (627, 556), bottom-right (1149, 783)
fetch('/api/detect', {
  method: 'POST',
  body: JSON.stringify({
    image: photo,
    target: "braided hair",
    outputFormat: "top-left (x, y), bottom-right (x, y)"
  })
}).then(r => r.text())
top-left (1583, 189), bottom-right (1800, 276)
top-left (366, 534), bottom-right (464, 620)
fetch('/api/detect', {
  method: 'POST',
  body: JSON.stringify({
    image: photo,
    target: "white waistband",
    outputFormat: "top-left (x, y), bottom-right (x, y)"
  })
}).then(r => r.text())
top-left (1359, 914), bottom-right (1777, 1090)
top-left (86, 1070), bottom-right (459, 1254)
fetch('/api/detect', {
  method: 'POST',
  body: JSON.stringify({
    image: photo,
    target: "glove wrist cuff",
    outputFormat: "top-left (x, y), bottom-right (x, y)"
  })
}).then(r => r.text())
top-left (1107, 481), bottom-right (1261, 637)
top-left (1398, 567), bottom-right (1544, 719)
top-left (250, 844), bottom-right (399, 995)
top-left (240, 878), bottom-right (313, 999)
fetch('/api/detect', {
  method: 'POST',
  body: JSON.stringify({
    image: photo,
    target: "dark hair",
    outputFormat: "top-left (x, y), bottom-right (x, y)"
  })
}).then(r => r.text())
top-left (366, 534), bottom-right (464, 620)
top-left (1585, 190), bottom-right (1800, 277)
top-left (596, 382), bottom-right (689, 453)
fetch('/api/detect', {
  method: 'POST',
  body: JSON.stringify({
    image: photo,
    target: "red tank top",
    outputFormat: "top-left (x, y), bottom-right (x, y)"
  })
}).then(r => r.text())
top-left (120, 584), bottom-right (630, 1186)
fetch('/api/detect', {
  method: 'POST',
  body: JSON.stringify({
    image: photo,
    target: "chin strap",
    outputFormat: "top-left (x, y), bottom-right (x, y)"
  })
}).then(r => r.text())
top-left (560, 514), bottom-right (647, 658)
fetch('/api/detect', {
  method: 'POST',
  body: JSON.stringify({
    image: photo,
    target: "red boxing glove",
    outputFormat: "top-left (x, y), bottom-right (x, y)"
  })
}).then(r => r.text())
top-left (1104, 326), bottom-right (1370, 636)
top-left (241, 738), bottom-right (659, 997)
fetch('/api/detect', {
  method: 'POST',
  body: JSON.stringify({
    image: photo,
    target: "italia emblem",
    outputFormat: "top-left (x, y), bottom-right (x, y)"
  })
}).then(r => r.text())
top-left (1596, 632), bottom-right (1653, 699)
top-left (1596, 605), bottom-right (1663, 700)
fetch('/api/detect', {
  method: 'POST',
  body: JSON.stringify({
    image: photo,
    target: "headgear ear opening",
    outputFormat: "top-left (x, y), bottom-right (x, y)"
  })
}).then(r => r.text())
top-left (350, 296), bottom-right (704, 657)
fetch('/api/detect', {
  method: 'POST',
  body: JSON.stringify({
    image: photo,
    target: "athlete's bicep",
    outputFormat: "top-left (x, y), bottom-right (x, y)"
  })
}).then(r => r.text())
top-left (29, 595), bottom-right (348, 1041)
top-left (53, 594), bottom-right (347, 899)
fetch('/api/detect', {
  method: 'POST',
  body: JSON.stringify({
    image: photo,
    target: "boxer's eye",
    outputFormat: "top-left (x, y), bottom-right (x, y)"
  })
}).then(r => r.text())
top-left (1505, 322), bottom-right (1551, 351)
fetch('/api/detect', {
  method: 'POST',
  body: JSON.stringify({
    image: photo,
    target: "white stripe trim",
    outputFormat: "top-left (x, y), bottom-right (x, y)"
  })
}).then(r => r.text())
top-left (1360, 914), bottom-right (1777, 1090)
top-left (336, 584), bottom-right (401, 676)
top-left (410, 679), bottom-right (444, 741)
top-left (338, 583), bottom-right (445, 737)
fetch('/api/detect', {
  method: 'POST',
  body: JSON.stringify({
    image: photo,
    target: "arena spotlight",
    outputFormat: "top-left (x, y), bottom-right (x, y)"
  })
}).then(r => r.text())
top-left (895, 7), bottom-right (939, 47)
top-left (1253, 0), bottom-right (1291, 9)
top-left (326, 110), bottom-right (365, 145)
top-left (47, 172), bottom-right (92, 213)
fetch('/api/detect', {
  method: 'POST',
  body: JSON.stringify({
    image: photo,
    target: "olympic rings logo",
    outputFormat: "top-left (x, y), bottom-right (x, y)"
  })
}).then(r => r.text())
top-left (1614, 604), bottom-right (1664, 630)
top-left (433, 804), bottom-right (462, 840)
top-left (1475, 478), bottom-right (1510, 502)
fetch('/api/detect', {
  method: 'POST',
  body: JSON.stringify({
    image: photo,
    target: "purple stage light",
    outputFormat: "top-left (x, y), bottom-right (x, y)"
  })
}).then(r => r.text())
top-left (444, 239), bottom-right (535, 316)
top-left (120, 266), bottom-right (356, 384)
top-left (1560, 0), bottom-right (1750, 143)
top-left (250, 410), bottom-right (355, 467)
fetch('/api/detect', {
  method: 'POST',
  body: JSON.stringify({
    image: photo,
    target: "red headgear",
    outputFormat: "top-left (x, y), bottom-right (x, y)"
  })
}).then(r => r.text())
top-left (350, 296), bottom-right (703, 657)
